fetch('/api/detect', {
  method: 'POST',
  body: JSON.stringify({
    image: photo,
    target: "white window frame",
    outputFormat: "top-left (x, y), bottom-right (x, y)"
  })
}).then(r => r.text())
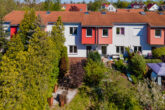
top-left (102, 28), bottom-right (108, 37)
top-left (134, 46), bottom-right (142, 52)
top-left (155, 29), bottom-right (161, 38)
top-left (69, 45), bottom-right (78, 54)
top-left (70, 27), bottom-right (78, 35)
top-left (86, 28), bottom-right (92, 37)
top-left (116, 27), bottom-right (125, 35)
top-left (116, 46), bottom-right (125, 54)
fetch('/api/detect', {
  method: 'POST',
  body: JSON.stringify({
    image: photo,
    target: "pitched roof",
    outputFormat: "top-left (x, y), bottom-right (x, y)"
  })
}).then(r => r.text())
top-left (147, 3), bottom-right (157, 9)
top-left (61, 4), bottom-right (87, 12)
top-left (4, 10), bottom-right (165, 27)
top-left (117, 9), bottom-right (144, 13)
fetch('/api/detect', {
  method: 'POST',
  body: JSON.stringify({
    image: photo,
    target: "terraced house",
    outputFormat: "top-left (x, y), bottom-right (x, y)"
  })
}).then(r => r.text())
top-left (3, 11), bottom-right (165, 58)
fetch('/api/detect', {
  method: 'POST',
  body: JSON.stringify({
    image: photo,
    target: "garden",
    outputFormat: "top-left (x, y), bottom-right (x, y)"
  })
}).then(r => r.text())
top-left (54, 47), bottom-right (165, 110)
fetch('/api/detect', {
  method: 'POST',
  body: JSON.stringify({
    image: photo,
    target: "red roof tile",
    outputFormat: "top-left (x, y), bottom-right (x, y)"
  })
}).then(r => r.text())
top-left (4, 11), bottom-right (165, 27)
top-left (61, 4), bottom-right (87, 12)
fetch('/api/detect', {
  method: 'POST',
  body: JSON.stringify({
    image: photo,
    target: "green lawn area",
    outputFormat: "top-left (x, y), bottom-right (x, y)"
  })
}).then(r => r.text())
top-left (54, 68), bottom-right (133, 110)
top-left (54, 91), bottom-right (90, 110)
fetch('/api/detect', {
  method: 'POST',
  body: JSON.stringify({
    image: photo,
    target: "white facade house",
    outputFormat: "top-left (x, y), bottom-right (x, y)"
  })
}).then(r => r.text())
top-left (4, 11), bottom-right (165, 58)
top-left (46, 23), bottom-right (157, 58)
top-left (102, 4), bottom-right (117, 12)
top-left (148, 4), bottom-right (159, 11)
top-left (109, 24), bottom-right (151, 56)
top-left (96, 24), bottom-right (152, 57)
top-left (46, 23), bottom-right (87, 58)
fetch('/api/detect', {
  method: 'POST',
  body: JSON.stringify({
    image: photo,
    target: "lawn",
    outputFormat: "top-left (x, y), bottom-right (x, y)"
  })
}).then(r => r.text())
top-left (53, 91), bottom-right (90, 110)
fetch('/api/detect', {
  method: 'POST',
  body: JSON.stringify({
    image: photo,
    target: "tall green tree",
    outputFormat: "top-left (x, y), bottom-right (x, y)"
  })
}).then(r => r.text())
top-left (18, 9), bottom-right (41, 49)
top-left (0, 35), bottom-right (26, 109)
top-left (88, 0), bottom-right (108, 11)
top-left (42, 0), bottom-right (61, 11)
top-left (51, 16), bottom-right (65, 53)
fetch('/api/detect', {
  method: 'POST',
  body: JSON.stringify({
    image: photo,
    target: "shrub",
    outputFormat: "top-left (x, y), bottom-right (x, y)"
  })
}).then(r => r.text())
top-left (130, 75), bottom-right (138, 84)
top-left (87, 51), bottom-right (101, 62)
top-left (59, 46), bottom-right (69, 76)
top-left (136, 79), bottom-right (165, 109)
top-left (129, 53), bottom-right (146, 79)
top-left (145, 59), bottom-right (162, 63)
top-left (114, 59), bottom-right (127, 73)
top-left (152, 47), bottom-right (165, 58)
top-left (84, 59), bottom-right (107, 86)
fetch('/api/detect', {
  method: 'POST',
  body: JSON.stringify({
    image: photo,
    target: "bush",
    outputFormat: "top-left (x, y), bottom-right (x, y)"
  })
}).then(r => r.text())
top-left (114, 59), bottom-right (127, 73)
top-left (129, 53), bottom-right (146, 79)
top-left (152, 47), bottom-right (165, 58)
top-left (87, 51), bottom-right (101, 62)
top-left (59, 46), bottom-right (69, 76)
top-left (145, 59), bottom-right (162, 63)
top-left (130, 75), bottom-right (138, 84)
top-left (84, 59), bottom-right (107, 86)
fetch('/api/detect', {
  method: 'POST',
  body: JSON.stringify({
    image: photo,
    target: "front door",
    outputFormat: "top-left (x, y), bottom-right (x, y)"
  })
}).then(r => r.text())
top-left (102, 46), bottom-right (107, 55)
top-left (86, 46), bottom-right (92, 56)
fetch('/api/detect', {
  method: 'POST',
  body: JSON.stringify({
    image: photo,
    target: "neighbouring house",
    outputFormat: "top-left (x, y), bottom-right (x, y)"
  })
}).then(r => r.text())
top-left (147, 3), bottom-right (159, 11)
top-left (159, 5), bottom-right (165, 11)
top-left (101, 4), bottom-right (117, 12)
top-left (130, 2), bottom-right (146, 9)
top-left (3, 11), bottom-right (165, 58)
top-left (61, 4), bottom-right (87, 12)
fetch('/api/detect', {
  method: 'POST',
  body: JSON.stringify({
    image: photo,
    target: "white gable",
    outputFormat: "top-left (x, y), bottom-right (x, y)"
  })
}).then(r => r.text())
top-left (105, 4), bottom-right (117, 12)
top-left (148, 4), bottom-right (159, 11)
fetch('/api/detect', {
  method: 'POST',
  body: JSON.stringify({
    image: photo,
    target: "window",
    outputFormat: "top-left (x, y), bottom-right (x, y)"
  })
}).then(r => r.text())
top-left (155, 29), bottom-right (161, 37)
top-left (134, 46), bottom-right (142, 52)
top-left (116, 27), bottom-right (125, 35)
top-left (70, 27), bottom-right (77, 35)
top-left (69, 46), bottom-right (77, 54)
top-left (87, 28), bottom-right (92, 36)
top-left (102, 46), bottom-right (107, 55)
top-left (116, 46), bottom-right (125, 54)
top-left (102, 28), bottom-right (108, 36)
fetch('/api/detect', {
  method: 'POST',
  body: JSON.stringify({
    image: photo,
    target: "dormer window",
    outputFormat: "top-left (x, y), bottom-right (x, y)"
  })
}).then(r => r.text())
top-left (155, 29), bottom-right (161, 37)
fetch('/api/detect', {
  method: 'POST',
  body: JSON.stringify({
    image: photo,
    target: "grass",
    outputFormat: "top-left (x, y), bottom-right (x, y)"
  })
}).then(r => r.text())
top-left (54, 67), bottom-right (133, 110)
top-left (54, 91), bottom-right (90, 110)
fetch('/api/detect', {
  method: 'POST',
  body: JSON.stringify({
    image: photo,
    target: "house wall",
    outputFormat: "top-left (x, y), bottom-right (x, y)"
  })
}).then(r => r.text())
top-left (10, 26), bottom-right (18, 38)
top-left (106, 24), bottom-right (152, 55)
top-left (46, 23), bottom-right (87, 58)
top-left (98, 27), bottom-right (112, 44)
top-left (149, 4), bottom-right (159, 11)
top-left (147, 26), bottom-right (165, 45)
top-left (82, 27), bottom-right (96, 44)
top-left (3, 23), bottom-right (10, 40)
top-left (106, 5), bottom-right (117, 12)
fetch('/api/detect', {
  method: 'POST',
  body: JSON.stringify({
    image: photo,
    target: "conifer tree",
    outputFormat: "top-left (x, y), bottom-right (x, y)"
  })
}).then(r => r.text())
top-left (24, 27), bottom-right (59, 109)
top-left (51, 16), bottom-right (65, 53)
top-left (0, 35), bottom-right (26, 109)
top-left (6, 35), bottom-right (24, 59)
top-left (18, 9), bottom-right (41, 49)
